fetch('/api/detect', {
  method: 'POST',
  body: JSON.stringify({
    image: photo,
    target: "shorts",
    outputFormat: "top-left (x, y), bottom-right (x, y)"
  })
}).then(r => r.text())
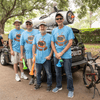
top-left (11, 51), bottom-right (22, 64)
top-left (27, 58), bottom-right (36, 71)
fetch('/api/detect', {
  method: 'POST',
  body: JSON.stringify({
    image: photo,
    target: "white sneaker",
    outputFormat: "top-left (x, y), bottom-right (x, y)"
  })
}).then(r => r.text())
top-left (15, 75), bottom-right (21, 82)
top-left (21, 74), bottom-right (28, 80)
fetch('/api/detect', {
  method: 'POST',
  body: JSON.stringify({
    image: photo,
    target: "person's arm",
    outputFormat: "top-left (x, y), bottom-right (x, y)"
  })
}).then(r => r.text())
top-left (32, 44), bottom-right (36, 63)
top-left (58, 39), bottom-right (73, 56)
top-left (20, 45), bottom-right (24, 60)
top-left (20, 32), bottom-right (25, 60)
top-left (32, 35), bottom-right (37, 62)
top-left (58, 28), bottom-right (74, 57)
top-left (9, 39), bottom-right (13, 51)
top-left (32, 44), bottom-right (36, 57)
top-left (49, 49), bottom-right (53, 57)
top-left (51, 41), bottom-right (57, 54)
top-left (51, 31), bottom-right (61, 59)
top-left (9, 39), bottom-right (14, 56)
top-left (51, 41), bottom-right (61, 59)
top-left (45, 49), bottom-right (53, 60)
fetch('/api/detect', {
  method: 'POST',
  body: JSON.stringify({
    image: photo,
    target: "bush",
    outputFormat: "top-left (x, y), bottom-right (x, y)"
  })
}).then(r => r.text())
top-left (78, 28), bottom-right (100, 43)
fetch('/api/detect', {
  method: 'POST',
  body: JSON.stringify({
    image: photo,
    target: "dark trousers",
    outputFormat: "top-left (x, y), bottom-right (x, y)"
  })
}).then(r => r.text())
top-left (54, 57), bottom-right (74, 91)
top-left (36, 60), bottom-right (52, 86)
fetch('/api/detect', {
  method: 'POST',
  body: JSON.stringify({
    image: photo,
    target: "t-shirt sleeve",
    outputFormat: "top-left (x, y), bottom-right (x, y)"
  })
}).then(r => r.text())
top-left (8, 31), bottom-right (12, 40)
top-left (32, 35), bottom-right (36, 45)
top-left (68, 28), bottom-right (75, 41)
top-left (51, 30), bottom-right (55, 42)
top-left (20, 32), bottom-right (25, 46)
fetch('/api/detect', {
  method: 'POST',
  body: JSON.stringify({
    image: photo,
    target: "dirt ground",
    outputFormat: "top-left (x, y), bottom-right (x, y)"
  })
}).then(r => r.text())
top-left (0, 60), bottom-right (100, 100)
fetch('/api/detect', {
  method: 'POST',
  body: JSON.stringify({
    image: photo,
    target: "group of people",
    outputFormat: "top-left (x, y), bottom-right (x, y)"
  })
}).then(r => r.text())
top-left (8, 13), bottom-right (75, 98)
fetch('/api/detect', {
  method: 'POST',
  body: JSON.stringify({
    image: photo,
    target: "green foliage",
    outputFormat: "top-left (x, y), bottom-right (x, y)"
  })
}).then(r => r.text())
top-left (78, 28), bottom-right (100, 43)
top-left (0, 0), bottom-right (70, 34)
top-left (0, 0), bottom-right (47, 21)
top-left (2, 0), bottom-right (70, 33)
top-left (80, 28), bottom-right (100, 32)
top-left (69, 8), bottom-right (100, 29)
top-left (74, 0), bottom-right (100, 19)
top-left (84, 44), bottom-right (100, 56)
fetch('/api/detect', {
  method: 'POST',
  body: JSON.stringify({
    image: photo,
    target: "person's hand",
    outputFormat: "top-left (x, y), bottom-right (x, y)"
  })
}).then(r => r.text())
top-left (45, 55), bottom-right (51, 60)
top-left (11, 50), bottom-right (14, 56)
top-left (58, 52), bottom-right (63, 57)
top-left (32, 57), bottom-right (35, 63)
top-left (20, 55), bottom-right (24, 61)
top-left (55, 53), bottom-right (61, 59)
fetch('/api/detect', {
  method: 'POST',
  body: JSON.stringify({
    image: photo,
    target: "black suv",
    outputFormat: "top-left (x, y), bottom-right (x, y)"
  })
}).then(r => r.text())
top-left (0, 28), bottom-right (87, 81)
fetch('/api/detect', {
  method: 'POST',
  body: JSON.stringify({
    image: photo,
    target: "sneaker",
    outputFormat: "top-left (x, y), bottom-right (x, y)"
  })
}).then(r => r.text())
top-left (21, 74), bottom-right (28, 80)
top-left (15, 75), bottom-right (21, 82)
top-left (68, 91), bottom-right (74, 98)
top-left (34, 78), bottom-right (37, 86)
top-left (47, 86), bottom-right (52, 92)
top-left (34, 84), bottom-right (40, 90)
top-left (29, 78), bottom-right (34, 85)
top-left (52, 87), bottom-right (62, 93)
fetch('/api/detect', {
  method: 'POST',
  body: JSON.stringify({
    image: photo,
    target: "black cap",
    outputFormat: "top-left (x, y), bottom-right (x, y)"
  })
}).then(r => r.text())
top-left (55, 13), bottom-right (63, 18)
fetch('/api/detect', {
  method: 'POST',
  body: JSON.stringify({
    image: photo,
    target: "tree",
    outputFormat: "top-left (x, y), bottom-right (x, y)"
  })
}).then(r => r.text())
top-left (0, 0), bottom-right (47, 34)
top-left (0, 0), bottom-right (70, 34)
top-left (69, 8), bottom-right (100, 29)
top-left (74, 0), bottom-right (100, 19)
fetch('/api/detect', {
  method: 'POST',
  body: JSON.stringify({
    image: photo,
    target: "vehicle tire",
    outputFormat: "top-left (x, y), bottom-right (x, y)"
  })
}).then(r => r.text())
top-left (0, 52), bottom-right (7, 65)
top-left (83, 63), bottom-right (95, 89)
top-left (41, 67), bottom-right (46, 82)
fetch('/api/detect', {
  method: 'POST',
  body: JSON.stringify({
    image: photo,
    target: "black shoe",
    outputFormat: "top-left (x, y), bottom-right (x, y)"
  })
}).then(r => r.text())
top-left (34, 84), bottom-right (40, 90)
top-left (47, 86), bottom-right (52, 92)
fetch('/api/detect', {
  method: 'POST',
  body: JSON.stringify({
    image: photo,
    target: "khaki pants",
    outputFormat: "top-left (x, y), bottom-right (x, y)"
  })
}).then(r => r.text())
top-left (11, 51), bottom-right (22, 64)
top-left (27, 58), bottom-right (36, 72)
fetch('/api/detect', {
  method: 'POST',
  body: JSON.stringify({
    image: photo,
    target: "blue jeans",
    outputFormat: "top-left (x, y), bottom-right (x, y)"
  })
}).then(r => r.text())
top-left (54, 57), bottom-right (74, 91)
top-left (36, 60), bottom-right (52, 86)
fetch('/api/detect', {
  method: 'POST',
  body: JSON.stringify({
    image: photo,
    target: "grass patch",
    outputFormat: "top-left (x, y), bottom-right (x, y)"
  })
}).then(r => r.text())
top-left (84, 44), bottom-right (100, 56)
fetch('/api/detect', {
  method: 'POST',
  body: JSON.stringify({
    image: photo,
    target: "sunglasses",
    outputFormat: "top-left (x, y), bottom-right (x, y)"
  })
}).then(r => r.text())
top-left (56, 18), bottom-right (63, 20)
top-left (26, 23), bottom-right (32, 25)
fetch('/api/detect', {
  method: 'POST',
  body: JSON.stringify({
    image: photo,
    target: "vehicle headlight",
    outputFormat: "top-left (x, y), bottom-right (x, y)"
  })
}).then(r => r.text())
top-left (71, 50), bottom-right (82, 56)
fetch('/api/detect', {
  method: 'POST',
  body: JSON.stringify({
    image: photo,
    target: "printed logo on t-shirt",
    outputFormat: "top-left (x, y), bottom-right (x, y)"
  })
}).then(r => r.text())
top-left (26, 35), bottom-right (34, 44)
top-left (37, 38), bottom-right (47, 51)
top-left (56, 32), bottom-right (67, 46)
top-left (14, 32), bottom-right (21, 42)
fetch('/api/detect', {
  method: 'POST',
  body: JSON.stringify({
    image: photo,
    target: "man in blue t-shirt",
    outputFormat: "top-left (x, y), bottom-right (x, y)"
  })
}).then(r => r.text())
top-left (51, 13), bottom-right (75, 98)
top-left (20, 19), bottom-right (39, 85)
top-left (9, 20), bottom-right (28, 82)
top-left (33, 21), bottom-right (52, 91)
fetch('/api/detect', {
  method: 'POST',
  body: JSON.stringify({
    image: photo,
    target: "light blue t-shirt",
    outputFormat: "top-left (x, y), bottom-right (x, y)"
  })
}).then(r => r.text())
top-left (8, 28), bottom-right (24, 53)
top-left (33, 33), bottom-right (52, 64)
top-left (20, 29), bottom-right (39, 59)
top-left (51, 25), bottom-right (75, 59)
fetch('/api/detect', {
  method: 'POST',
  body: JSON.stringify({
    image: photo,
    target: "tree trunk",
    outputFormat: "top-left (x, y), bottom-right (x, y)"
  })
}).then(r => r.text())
top-left (0, 22), bottom-right (5, 34)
